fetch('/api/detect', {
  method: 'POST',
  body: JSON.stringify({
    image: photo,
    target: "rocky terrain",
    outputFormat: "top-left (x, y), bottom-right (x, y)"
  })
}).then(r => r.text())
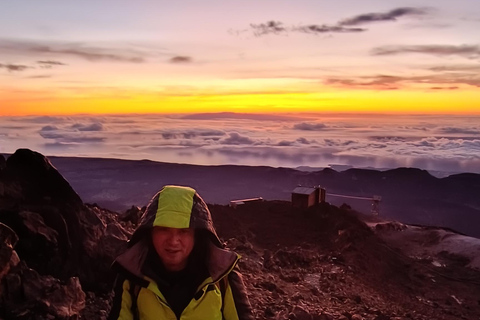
top-left (1, 149), bottom-right (480, 319)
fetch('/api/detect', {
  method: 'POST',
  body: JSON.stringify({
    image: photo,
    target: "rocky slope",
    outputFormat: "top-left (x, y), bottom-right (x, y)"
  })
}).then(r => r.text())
top-left (211, 202), bottom-right (480, 320)
top-left (1, 149), bottom-right (480, 320)
top-left (0, 149), bottom-right (130, 319)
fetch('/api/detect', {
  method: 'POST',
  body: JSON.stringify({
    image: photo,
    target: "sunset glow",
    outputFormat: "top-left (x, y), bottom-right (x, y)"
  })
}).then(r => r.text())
top-left (4, 89), bottom-right (480, 116)
top-left (1, 1), bottom-right (480, 174)
top-left (1, 1), bottom-right (480, 116)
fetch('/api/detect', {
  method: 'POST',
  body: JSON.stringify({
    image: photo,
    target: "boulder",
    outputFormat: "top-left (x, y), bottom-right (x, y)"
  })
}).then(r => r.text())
top-left (1, 223), bottom-right (85, 319)
top-left (2, 149), bottom-right (82, 207)
top-left (0, 149), bottom-right (83, 278)
top-left (291, 306), bottom-right (313, 320)
top-left (119, 205), bottom-right (143, 225)
top-left (3, 262), bottom-right (85, 319)
top-left (0, 149), bottom-right (130, 291)
top-left (0, 222), bottom-right (20, 281)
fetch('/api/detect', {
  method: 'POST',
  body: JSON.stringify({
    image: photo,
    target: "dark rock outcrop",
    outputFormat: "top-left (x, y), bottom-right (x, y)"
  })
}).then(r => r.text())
top-left (0, 222), bottom-right (19, 281)
top-left (118, 205), bottom-right (143, 225)
top-left (4, 262), bottom-right (86, 319)
top-left (0, 149), bottom-right (82, 279)
top-left (0, 149), bottom-right (131, 318)
top-left (2, 149), bottom-right (82, 207)
top-left (0, 154), bottom-right (5, 171)
top-left (0, 223), bottom-right (86, 319)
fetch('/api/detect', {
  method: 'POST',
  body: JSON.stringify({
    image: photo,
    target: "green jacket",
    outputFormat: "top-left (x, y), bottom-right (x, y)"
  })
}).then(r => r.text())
top-left (108, 185), bottom-right (253, 320)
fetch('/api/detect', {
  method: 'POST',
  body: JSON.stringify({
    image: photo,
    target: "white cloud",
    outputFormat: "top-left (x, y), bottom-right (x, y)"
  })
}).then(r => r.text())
top-left (38, 121), bottom-right (106, 145)
top-left (220, 132), bottom-right (255, 145)
top-left (1, 113), bottom-right (480, 174)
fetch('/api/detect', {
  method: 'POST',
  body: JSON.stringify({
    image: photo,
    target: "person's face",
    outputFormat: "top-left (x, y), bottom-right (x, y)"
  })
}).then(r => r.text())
top-left (151, 226), bottom-right (195, 272)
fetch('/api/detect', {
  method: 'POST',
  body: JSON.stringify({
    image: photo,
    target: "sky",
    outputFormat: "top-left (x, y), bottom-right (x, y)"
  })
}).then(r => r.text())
top-left (1, 0), bottom-right (480, 115)
top-left (1, 1), bottom-right (479, 174)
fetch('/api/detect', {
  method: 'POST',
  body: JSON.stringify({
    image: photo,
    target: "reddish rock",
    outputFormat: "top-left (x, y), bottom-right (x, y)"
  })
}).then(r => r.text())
top-left (119, 205), bottom-right (143, 225)
top-left (0, 223), bottom-right (19, 281)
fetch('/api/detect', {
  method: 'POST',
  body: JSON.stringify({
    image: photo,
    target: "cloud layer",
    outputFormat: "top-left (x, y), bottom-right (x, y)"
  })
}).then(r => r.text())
top-left (1, 113), bottom-right (479, 175)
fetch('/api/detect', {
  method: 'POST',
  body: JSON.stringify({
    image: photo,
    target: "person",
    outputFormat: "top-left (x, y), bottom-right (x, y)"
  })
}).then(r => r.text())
top-left (108, 185), bottom-right (254, 320)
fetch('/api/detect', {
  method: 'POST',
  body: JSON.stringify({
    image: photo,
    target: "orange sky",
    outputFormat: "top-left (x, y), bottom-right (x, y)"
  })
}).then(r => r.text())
top-left (1, 1), bottom-right (480, 116)
top-left (3, 87), bottom-right (480, 116)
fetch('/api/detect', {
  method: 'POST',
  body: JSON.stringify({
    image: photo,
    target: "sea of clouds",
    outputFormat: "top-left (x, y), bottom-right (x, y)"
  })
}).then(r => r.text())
top-left (1, 113), bottom-right (479, 176)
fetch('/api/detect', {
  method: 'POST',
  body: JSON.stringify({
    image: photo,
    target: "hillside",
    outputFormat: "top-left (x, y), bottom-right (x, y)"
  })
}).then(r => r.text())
top-left (1, 149), bottom-right (480, 320)
top-left (46, 155), bottom-right (480, 238)
top-left (209, 201), bottom-right (480, 320)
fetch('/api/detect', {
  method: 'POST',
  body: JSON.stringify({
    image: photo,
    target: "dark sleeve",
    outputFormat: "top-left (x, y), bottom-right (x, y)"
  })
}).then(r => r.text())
top-left (224, 266), bottom-right (254, 320)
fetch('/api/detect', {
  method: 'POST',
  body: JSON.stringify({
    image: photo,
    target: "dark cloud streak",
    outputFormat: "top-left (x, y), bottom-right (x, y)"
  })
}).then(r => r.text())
top-left (37, 60), bottom-right (67, 68)
top-left (339, 7), bottom-right (430, 26)
top-left (294, 25), bottom-right (365, 34)
top-left (430, 86), bottom-right (458, 90)
top-left (245, 7), bottom-right (428, 37)
top-left (326, 72), bottom-right (480, 89)
top-left (293, 123), bottom-right (328, 131)
top-left (169, 56), bottom-right (192, 64)
top-left (249, 20), bottom-right (365, 36)
top-left (372, 45), bottom-right (480, 59)
top-left (181, 112), bottom-right (301, 121)
top-left (429, 65), bottom-right (480, 72)
top-left (326, 76), bottom-right (401, 90)
top-left (250, 21), bottom-right (286, 36)
top-left (0, 63), bottom-right (30, 72)
top-left (0, 39), bottom-right (145, 63)
top-left (24, 75), bottom-right (52, 79)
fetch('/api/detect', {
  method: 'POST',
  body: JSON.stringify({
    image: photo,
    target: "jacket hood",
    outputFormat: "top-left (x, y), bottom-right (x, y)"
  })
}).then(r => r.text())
top-left (129, 185), bottom-right (223, 248)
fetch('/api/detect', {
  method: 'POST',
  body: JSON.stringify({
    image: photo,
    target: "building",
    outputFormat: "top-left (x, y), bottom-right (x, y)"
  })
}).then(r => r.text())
top-left (229, 197), bottom-right (264, 208)
top-left (291, 186), bottom-right (326, 208)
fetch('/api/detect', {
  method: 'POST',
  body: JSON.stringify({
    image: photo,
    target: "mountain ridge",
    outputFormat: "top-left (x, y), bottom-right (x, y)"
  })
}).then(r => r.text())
top-left (35, 154), bottom-right (480, 238)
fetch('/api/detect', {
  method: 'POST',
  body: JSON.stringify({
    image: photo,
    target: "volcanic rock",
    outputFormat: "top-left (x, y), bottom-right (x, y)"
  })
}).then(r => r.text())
top-left (2, 149), bottom-right (480, 319)
top-left (3, 261), bottom-right (86, 319)
top-left (2, 149), bottom-right (82, 207)
top-left (119, 205), bottom-right (143, 225)
top-left (0, 222), bottom-right (19, 281)
top-left (0, 154), bottom-right (5, 171)
top-left (0, 149), bottom-right (130, 297)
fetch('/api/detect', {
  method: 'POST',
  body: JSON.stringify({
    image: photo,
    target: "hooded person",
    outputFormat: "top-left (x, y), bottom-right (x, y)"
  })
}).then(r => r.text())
top-left (108, 185), bottom-right (254, 320)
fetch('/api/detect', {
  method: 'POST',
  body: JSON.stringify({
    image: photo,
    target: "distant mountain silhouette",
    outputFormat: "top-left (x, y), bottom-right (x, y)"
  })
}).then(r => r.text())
top-left (44, 155), bottom-right (480, 238)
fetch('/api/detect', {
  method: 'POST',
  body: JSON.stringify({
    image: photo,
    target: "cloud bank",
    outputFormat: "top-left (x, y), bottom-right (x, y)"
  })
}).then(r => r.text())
top-left (1, 113), bottom-right (479, 175)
